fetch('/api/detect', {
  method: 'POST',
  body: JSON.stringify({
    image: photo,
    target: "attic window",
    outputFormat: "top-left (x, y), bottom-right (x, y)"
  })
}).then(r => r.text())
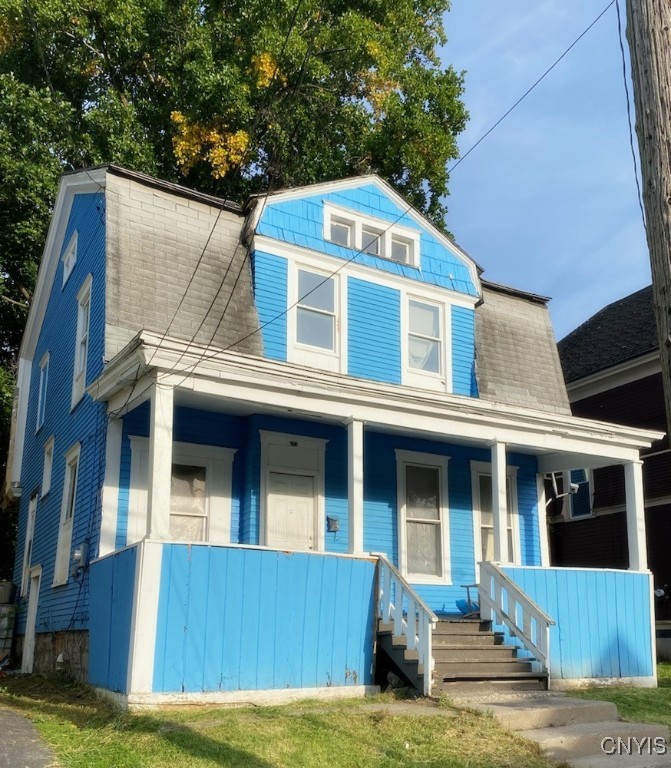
top-left (324, 203), bottom-right (420, 267)
top-left (62, 231), bottom-right (78, 287)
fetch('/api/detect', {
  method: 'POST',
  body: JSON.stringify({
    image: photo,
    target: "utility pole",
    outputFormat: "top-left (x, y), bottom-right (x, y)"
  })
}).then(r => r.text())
top-left (626, 1), bottom-right (671, 440)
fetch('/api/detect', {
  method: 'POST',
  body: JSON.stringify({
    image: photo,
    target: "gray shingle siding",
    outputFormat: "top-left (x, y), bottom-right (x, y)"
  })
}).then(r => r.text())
top-left (104, 172), bottom-right (262, 360)
top-left (475, 285), bottom-right (571, 415)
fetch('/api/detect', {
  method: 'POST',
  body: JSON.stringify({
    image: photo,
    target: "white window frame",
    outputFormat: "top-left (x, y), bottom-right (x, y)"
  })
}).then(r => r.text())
top-left (323, 203), bottom-right (421, 267)
top-left (471, 460), bottom-right (520, 568)
top-left (72, 275), bottom-right (92, 408)
top-left (35, 352), bottom-right (49, 432)
top-left (402, 296), bottom-right (451, 392)
top-left (287, 264), bottom-right (347, 373)
top-left (53, 442), bottom-right (81, 586)
top-left (21, 492), bottom-right (38, 596)
top-left (41, 436), bottom-right (54, 497)
top-left (259, 430), bottom-right (328, 553)
top-left (127, 437), bottom-right (236, 545)
top-left (396, 449), bottom-right (451, 585)
top-left (61, 231), bottom-right (78, 287)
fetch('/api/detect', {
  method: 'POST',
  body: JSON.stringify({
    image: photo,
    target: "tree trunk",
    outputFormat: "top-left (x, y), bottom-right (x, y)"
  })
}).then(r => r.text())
top-left (626, 1), bottom-right (671, 441)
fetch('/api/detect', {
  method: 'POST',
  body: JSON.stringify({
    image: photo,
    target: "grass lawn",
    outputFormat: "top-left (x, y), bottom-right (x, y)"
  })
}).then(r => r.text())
top-left (568, 662), bottom-right (671, 728)
top-left (0, 676), bottom-right (558, 768)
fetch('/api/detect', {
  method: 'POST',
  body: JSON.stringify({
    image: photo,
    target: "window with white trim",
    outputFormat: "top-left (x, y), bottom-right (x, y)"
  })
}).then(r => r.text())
top-left (21, 492), bottom-right (38, 596)
top-left (61, 231), bottom-right (78, 287)
top-left (36, 352), bottom-right (49, 431)
top-left (72, 276), bottom-right (92, 407)
top-left (396, 450), bottom-right (450, 583)
top-left (324, 204), bottom-right (420, 267)
top-left (471, 461), bottom-right (520, 566)
top-left (42, 436), bottom-right (54, 497)
top-left (296, 269), bottom-right (336, 352)
top-left (54, 443), bottom-right (80, 586)
top-left (408, 299), bottom-right (442, 375)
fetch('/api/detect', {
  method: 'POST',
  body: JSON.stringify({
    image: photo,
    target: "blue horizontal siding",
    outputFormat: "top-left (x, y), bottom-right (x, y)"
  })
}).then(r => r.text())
top-left (251, 250), bottom-right (287, 361)
top-left (502, 566), bottom-right (654, 680)
top-left (451, 305), bottom-right (477, 397)
top-left (14, 192), bottom-right (107, 635)
top-left (347, 277), bottom-right (401, 383)
top-left (88, 546), bottom-right (137, 693)
top-left (255, 185), bottom-right (477, 296)
top-left (153, 546), bottom-right (375, 693)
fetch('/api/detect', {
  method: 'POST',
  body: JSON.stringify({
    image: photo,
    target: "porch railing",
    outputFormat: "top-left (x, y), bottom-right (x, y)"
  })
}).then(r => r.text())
top-left (374, 554), bottom-right (438, 696)
top-left (479, 561), bottom-right (555, 676)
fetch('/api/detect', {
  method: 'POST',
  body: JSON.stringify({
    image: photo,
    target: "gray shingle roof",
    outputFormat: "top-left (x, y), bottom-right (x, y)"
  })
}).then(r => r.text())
top-left (475, 283), bottom-right (571, 415)
top-left (558, 285), bottom-right (657, 383)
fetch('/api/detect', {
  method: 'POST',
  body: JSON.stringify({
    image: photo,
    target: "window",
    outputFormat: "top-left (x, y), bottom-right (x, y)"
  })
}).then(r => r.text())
top-left (54, 443), bottom-right (80, 586)
top-left (324, 204), bottom-right (420, 267)
top-left (408, 300), bottom-right (442, 374)
top-left (471, 461), bottom-right (519, 566)
top-left (61, 231), bottom-right (78, 286)
top-left (396, 450), bottom-right (450, 583)
top-left (36, 353), bottom-right (49, 431)
top-left (569, 469), bottom-right (592, 518)
top-left (126, 438), bottom-right (236, 546)
top-left (21, 493), bottom-right (38, 596)
top-left (42, 436), bottom-right (54, 497)
top-left (72, 276), bottom-right (92, 407)
top-left (296, 269), bottom-right (336, 352)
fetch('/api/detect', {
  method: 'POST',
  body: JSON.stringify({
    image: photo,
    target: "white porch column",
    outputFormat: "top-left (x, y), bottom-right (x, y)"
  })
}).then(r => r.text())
top-left (625, 459), bottom-right (647, 571)
top-left (99, 418), bottom-right (123, 557)
top-left (536, 473), bottom-right (551, 566)
top-left (347, 419), bottom-right (364, 554)
top-left (147, 381), bottom-right (174, 539)
top-left (491, 441), bottom-right (509, 563)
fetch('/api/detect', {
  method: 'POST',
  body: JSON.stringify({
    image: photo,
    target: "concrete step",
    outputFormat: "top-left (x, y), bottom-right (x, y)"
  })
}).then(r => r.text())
top-left (436, 659), bottom-right (533, 676)
top-left (467, 696), bottom-right (619, 730)
top-left (519, 721), bottom-right (670, 762)
top-left (439, 677), bottom-right (548, 694)
top-left (433, 633), bottom-right (504, 647)
top-left (433, 646), bottom-right (517, 662)
top-left (570, 752), bottom-right (671, 768)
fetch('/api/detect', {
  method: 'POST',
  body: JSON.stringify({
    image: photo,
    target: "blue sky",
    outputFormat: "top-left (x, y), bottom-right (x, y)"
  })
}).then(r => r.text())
top-left (440, 0), bottom-right (650, 340)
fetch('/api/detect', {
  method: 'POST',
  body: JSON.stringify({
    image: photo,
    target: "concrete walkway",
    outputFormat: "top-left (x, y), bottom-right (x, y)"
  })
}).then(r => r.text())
top-left (0, 707), bottom-right (57, 768)
top-left (447, 690), bottom-right (671, 768)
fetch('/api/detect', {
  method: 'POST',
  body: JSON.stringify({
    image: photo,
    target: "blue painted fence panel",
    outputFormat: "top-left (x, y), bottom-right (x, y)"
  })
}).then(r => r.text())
top-left (88, 546), bottom-right (137, 693)
top-left (502, 566), bottom-right (654, 680)
top-left (153, 546), bottom-right (375, 693)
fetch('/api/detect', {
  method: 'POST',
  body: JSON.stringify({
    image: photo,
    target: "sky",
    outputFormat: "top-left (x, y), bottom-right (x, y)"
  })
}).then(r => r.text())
top-left (440, 0), bottom-right (651, 340)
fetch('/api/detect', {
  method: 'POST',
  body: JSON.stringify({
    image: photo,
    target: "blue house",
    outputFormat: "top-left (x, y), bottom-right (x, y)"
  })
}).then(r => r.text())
top-left (5, 166), bottom-right (662, 706)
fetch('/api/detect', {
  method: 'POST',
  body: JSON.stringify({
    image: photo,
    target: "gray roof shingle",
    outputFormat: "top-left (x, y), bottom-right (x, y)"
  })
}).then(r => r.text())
top-left (558, 286), bottom-right (657, 383)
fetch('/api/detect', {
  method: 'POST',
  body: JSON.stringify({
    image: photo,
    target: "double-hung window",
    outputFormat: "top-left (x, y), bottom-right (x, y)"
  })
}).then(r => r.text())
top-left (408, 299), bottom-right (442, 375)
top-left (36, 352), bottom-right (49, 431)
top-left (53, 443), bottom-right (80, 586)
top-left (72, 276), bottom-right (92, 407)
top-left (62, 231), bottom-right (78, 287)
top-left (42, 436), bottom-right (54, 497)
top-left (471, 461), bottom-right (519, 567)
top-left (21, 493), bottom-right (38, 595)
top-left (296, 269), bottom-right (336, 352)
top-left (397, 450), bottom-right (450, 583)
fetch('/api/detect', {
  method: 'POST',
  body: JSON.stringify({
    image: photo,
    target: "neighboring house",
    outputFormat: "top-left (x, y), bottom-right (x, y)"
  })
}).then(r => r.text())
top-left (4, 166), bottom-right (662, 707)
top-left (555, 286), bottom-right (671, 621)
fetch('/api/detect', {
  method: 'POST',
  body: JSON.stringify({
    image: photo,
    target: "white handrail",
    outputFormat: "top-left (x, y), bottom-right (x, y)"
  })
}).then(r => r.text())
top-left (374, 553), bottom-right (437, 695)
top-left (478, 561), bottom-right (555, 675)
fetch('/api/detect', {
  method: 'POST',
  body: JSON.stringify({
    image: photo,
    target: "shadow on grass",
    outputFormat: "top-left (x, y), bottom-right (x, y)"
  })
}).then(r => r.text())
top-left (0, 675), bottom-right (274, 767)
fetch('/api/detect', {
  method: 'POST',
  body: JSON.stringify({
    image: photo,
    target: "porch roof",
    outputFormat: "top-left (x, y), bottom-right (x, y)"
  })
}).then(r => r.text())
top-left (89, 331), bottom-right (663, 470)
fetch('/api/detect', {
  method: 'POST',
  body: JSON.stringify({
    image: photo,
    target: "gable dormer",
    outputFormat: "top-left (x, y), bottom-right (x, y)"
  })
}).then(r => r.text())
top-left (248, 176), bottom-right (480, 397)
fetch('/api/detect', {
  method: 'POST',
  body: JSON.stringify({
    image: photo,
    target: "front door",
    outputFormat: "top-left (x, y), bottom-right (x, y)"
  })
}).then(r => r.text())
top-left (21, 567), bottom-right (41, 673)
top-left (266, 472), bottom-right (316, 550)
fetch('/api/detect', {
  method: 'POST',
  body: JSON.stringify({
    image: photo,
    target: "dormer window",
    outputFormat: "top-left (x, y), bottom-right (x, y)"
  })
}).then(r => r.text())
top-left (324, 203), bottom-right (420, 267)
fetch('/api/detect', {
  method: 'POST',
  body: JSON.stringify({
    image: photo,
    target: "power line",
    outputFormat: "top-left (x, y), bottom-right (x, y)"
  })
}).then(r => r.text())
top-left (448, 0), bottom-right (616, 174)
top-left (615, 0), bottom-right (647, 234)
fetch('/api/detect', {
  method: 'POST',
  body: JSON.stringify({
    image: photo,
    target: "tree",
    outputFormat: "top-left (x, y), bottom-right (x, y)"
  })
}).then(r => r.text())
top-left (0, 0), bottom-right (467, 533)
top-left (626, 2), bottom-right (671, 441)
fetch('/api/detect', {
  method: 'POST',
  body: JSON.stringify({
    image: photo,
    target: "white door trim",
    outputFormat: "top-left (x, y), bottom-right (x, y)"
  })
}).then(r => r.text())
top-left (21, 565), bottom-right (42, 673)
top-left (259, 430), bottom-right (328, 551)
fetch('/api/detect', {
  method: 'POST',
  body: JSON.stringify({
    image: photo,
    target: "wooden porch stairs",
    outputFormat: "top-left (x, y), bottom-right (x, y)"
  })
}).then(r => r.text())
top-left (377, 616), bottom-right (548, 695)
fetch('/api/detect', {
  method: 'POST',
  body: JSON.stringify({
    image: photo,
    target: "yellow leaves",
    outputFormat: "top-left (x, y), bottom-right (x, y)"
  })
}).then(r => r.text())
top-left (251, 52), bottom-right (285, 89)
top-left (171, 111), bottom-right (249, 179)
top-left (361, 71), bottom-right (398, 118)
